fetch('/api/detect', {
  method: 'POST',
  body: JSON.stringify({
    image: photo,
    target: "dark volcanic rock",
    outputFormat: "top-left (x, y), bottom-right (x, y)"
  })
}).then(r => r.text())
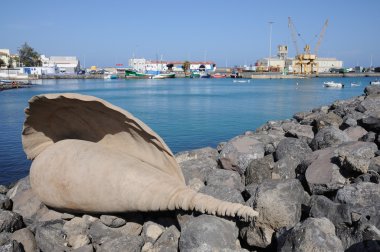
top-left (219, 135), bottom-right (265, 174)
top-left (364, 85), bottom-right (380, 96)
top-left (98, 235), bottom-right (144, 252)
top-left (314, 112), bottom-right (344, 130)
top-left (35, 220), bottom-right (68, 252)
top-left (179, 215), bottom-right (239, 251)
top-left (278, 217), bottom-right (344, 252)
top-left (100, 215), bottom-right (126, 228)
top-left (335, 182), bottom-right (380, 228)
top-left (360, 111), bottom-right (380, 132)
top-left (281, 121), bottom-right (314, 143)
top-left (309, 195), bottom-right (351, 226)
top-left (245, 155), bottom-right (274, 185)
top-left (199, 186), bottom-right (245, 204)
top-left (0, 240), bottom-right (24, 252)
top-left (0, 210), bottom-right (24, 233)
top-left (335, 141), bottom-right (378, 174)
top-left (205, 169), bottom-right (244, 191)
top-left (305, 147), bottom-right (346, 194)
top-left (310, 126), bottom-right (352, 150)
top-left (151, 225), bottom-right (180, 252)
top-left (0, 195), bottom-right (12, 211)
top-left (274, 137), bottom-right (312, 162)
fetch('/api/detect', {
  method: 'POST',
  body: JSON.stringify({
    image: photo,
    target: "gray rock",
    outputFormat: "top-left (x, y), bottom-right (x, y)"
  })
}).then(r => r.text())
top-left (0, 233), bottom-right (11, 246)
top-left (344, 126), bottom-right (368, 141)
top-left (98, 235), bottom-right (144, 252)
top-left (335, 141), bottom-right (378, 174)
top-left (272, 156), bottom-right (300, 180)
top-left (151, 225), bottom-right (180, 252)
top-left (305, 147), bottom-right (346, 194)
top-left (282, 122), bottom-right (314, 143)
top-left (0, 210), bottom-right (23, 233)
top-left (178, 158), bottom-right (216, 184)
top-left (249, 179), bottom-right (307, 230)
top-left (11, 228), bottom-right (37, 252)
top-left (239, 221), bottom-right (274, 248)
top-left (175, 147), bottom-right (219, 163)
top-left (0, 195), bottom-right (11, 211)
top-left (315, 112), bottom-right (343, 130)
top-left (364, 85), bottom-right (380, 96)
top-left (199, 186), bottom-right (245, 204)
top-left (179, 215), bottom-right (239, 251)
top-left (293, 111), bottom-right (313, 122)
top-left (0, 185), bottom-right (8, 195)
top-left (369, 156), bottom-right (380, 173)
top-left (360, 111), bottom-right (380, 132)
top-left (311, 126), bottom-right (352, 150)
top-left (63, 217), bottom-right (90, 249)
top-left (141, 221), bottom-right (164, 244)
top-left (343, 117), bottom-right (358, 128)
top-left (8, 187), bottom-right (44, 225)
top-left (245, 155), bottom-right (274, 185)
top-left (354, 171), bottom-right (380, 184)
top-left (357, 96), bottom-right (380, 113)
top-left (335, 182), bottom-right (380, 227)
top-left (361, 131), bottom-right (377, 143)
top-left (278, 217), bottom-right (344, 252)
top-left (0, 240), bottom-right (23, 252)
top-left (331, 96), bottom-right (365, 118)
top-left (6, 177), bottom-right (31, 200)
top-left (219, 135), bottom-right (265, 174)
top-left (100, 215), bottom-right (126, 228)
top-left (35, 220), bottom-right (68, 252)
top-left (205, 169), bottom-right (244, 191)
top-left (61, 213), bottom-right (75, 220)
top-left (309, 195), bottom-right (351, 226)
top-left (274, 137), bottom-right (312, 162)
top-left (88, 220), bottom-right (142, 245)
top-left (72, 244), bottom-right (94, 252)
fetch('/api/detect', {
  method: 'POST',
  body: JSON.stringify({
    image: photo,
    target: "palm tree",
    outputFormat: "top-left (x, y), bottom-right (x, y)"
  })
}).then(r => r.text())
top-left (182, 61), bottom-right (190, 76)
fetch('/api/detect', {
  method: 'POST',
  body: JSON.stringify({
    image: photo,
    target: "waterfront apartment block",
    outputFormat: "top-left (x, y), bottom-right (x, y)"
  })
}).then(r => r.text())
top-left (129, 58), bottom-right (216, 74)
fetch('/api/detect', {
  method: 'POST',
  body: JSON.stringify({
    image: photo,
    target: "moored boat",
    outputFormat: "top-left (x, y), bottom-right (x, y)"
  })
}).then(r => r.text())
top-left (152, 73), bottom-right (175, 79)
top-left (370, 80), bottom-right (380, 85)
top-left (351, 82), bottom-right (360, 87)
top-left (212, 73), bottom-right (227, 78)
top-left (125, 69), bottom-right (152, 79)
top-left (323, 81), bottom-right (344, 88)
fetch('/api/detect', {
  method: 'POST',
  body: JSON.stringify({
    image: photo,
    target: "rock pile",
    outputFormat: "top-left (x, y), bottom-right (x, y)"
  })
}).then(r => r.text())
top-left (1, 86), bottom-right (380, 251)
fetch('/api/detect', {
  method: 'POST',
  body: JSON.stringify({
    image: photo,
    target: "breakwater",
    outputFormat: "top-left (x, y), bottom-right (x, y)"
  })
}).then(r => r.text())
top-left (0, 85), bottom-right (379, 251)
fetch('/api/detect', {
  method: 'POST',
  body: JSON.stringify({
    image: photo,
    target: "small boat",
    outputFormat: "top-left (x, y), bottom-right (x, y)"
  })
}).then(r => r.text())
top-left (125, 69), bottom-right (152, 79)
top-left (350, 82), bottom-right (360, 87)
top-left (233, 79), bottom-right (251, 83)
top-left (212, 73), bottom-right (227, 78)
top-left (370, 80), bottom-right (380, 85)
top-left (152, 73), bottom-right (175, 79)
top-left (104, 74), bottom-right (118, 79)
top-left (323, 81), bottom-right (344, 88)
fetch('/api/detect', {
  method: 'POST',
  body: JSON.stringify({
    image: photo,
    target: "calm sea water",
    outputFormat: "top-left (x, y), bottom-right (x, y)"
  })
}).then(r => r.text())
top-left (0, 77), bottom-right (375, 184)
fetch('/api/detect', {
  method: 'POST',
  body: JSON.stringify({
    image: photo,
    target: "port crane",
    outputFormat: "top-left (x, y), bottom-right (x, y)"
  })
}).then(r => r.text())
top-left (288, 17), bottom-right (328, 74)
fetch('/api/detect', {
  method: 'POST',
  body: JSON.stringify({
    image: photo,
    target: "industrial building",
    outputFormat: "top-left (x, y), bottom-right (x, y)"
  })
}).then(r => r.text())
top-left (256, 45), bottom-right (343, 73)
top-left (42, 55), bottom-right (80, 73)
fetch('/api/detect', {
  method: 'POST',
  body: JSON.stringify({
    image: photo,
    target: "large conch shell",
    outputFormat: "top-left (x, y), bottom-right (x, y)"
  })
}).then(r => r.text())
top-left (22, 93), bottom-right (258, 220)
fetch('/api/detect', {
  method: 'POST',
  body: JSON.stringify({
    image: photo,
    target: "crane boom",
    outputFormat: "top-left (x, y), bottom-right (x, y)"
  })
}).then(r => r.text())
top-left (288, 17), bottom-right (300, 56)
top-left (314, 19), bottom-right (329, 56)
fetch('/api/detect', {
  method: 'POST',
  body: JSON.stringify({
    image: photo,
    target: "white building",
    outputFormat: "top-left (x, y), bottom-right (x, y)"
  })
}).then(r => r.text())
top-left (42, 55), bottom-right (80, 73)
top-left (129, 58), bottom-right (216, 74)
top-left (0, 49), bottom-right (18, 68)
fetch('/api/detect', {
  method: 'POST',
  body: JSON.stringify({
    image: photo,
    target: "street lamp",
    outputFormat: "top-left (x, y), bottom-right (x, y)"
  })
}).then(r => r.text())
top-left (268, 21), bottom-right (274, 71)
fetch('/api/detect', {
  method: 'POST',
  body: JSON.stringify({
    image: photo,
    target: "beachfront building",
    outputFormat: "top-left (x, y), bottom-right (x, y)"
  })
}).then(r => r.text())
top-left (0, 49), bottom-right (18, 68)
top-left (129, 58), bottom-right (216, 74)
top-left (42, 55), bottom-right (80, 73)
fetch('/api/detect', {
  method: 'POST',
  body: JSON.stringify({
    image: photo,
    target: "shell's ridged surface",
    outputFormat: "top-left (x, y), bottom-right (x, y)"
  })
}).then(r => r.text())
top-left (23, 93), bottom-right (258, 220)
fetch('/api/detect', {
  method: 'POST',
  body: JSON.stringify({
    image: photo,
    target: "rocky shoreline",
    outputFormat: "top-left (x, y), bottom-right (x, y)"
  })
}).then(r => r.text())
top-left (1, 86), bottom-right (380, 252)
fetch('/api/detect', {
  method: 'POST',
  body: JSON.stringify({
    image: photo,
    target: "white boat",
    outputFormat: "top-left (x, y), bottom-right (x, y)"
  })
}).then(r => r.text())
top-left (370, 80), bottom-right (380, 85)
top-left (323, 81), bottom-right (344, 88)
top-left (350, 82), bottom-right (360, 87)
top-left (233, 79), bottom-right (251, 83)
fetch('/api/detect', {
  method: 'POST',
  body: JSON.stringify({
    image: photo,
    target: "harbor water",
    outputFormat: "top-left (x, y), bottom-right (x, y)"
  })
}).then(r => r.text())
top-left (0, 77), bottom-right (375, 185)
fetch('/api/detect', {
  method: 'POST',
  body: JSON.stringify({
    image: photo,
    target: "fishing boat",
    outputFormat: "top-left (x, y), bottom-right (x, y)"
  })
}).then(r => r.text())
top-left (370, 80), bottom-right (380, 85)
top-left (104, 74), bottom-right (118, 79)
top-left (350, 82), bottom-right (360, 87)
top-left (212, 73), bottom-right (227, 78)
top-left (125, 69), bottom-right (152, 79)
top-left (152, 73), bottom-right (175, 79)
top-left (323, 81), bottom-right (344, 88)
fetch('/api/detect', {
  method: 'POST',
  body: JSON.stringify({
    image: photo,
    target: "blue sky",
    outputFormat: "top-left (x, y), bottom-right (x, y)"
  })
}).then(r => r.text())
top-left (1, 0), bottom-right (379, 68)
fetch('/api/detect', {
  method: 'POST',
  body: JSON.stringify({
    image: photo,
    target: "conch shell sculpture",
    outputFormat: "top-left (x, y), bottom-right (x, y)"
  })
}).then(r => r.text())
top-left (22, 93), bottom-right (258, 221)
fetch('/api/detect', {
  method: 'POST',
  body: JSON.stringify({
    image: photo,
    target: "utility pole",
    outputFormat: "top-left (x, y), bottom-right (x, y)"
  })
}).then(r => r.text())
top-left (268, 21), bottom-right (274, 71)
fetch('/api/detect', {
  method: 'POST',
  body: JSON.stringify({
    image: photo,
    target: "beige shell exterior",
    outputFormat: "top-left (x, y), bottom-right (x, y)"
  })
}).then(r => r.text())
top-left (22, 93), bottom-right (258, 220)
